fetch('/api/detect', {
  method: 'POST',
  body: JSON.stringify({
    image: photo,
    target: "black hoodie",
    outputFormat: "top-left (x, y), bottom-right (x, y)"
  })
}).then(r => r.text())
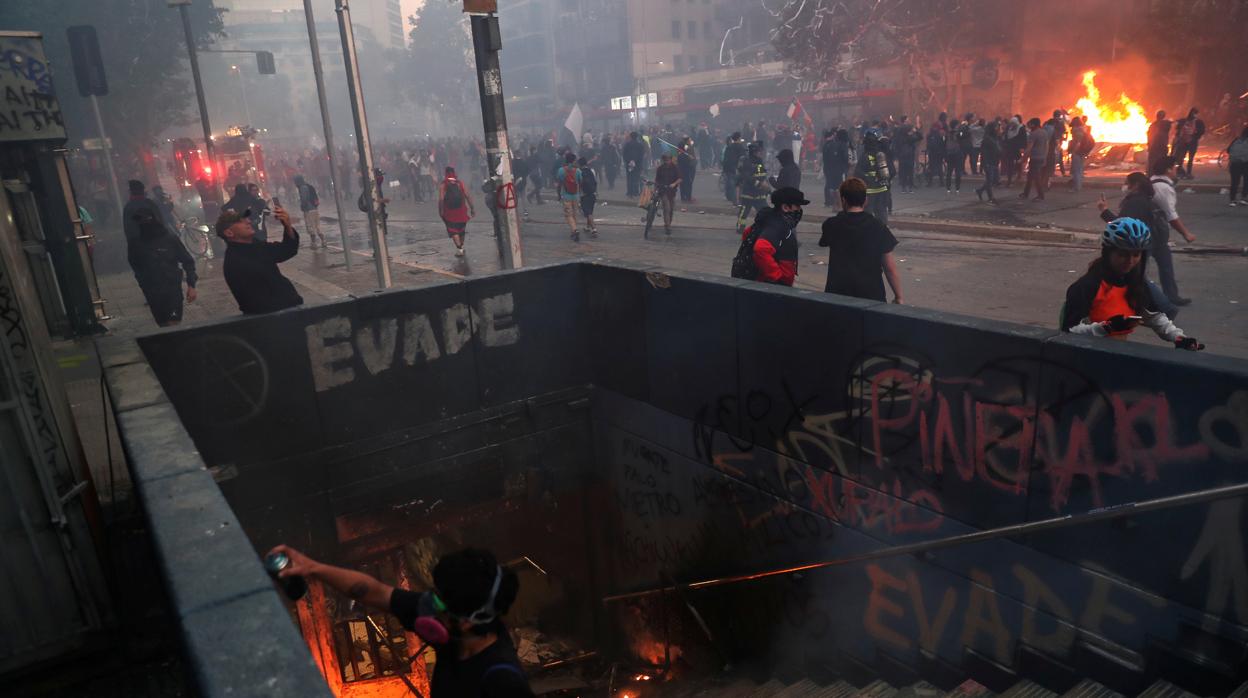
top-left (818, 210), bottom-right (897, 301)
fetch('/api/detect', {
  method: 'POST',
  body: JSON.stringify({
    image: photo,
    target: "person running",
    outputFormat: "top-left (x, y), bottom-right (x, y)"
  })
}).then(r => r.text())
top-left (819, 178), bottom-right (903, 303)
top-left (577, 157), bottom-right (599, 237)
top-left (555, 152), bottom-right (584, 241)
top-left (265, 545), bottom-right (534, 697)
top-left (1061, 217), bottom-right (1204, 351)
top-left (653, 153), bottom-right (682, 236)
top-left (736, 141), bottom-right (770, 232)
top-left (129, 208), bottom-right (198, 326)
top-left (1225, 125), bottom-right (1248, 206)
top-left (438, 166), bottom-right (475, 256)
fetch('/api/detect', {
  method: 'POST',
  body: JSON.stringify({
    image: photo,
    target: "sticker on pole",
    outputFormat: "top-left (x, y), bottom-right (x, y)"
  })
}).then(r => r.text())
top-left (483, 69), bottom-right (502, 96)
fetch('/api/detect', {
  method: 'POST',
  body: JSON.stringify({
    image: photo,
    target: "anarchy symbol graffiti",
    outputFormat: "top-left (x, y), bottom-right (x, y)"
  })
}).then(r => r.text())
top-left (178, 334), bottom-right (270, 427)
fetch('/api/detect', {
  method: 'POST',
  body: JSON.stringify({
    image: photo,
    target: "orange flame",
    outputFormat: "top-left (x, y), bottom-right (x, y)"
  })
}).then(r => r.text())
top-left (1071, 71), bottom-right (1149, 145)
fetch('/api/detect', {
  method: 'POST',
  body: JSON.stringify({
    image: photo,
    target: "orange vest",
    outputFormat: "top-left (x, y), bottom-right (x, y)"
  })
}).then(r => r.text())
top-left (1088, 281), bottom-right (1135, 337)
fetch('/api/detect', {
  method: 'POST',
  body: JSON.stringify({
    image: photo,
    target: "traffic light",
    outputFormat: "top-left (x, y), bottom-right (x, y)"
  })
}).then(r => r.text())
top-left (66, 25), bottom-right (108, 97)
top-left (256, 51), bottom-right (275, 75)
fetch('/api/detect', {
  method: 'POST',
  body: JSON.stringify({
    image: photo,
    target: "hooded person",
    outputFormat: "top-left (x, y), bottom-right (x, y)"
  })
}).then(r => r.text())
top-left (743, 186), bottom-right (807, 286)
top-left (265, 544), bottom-right (535, 697)
top-left (129, 207), bottom-right (198, 326)
top-left (772, 148), bottom-right (802, 190)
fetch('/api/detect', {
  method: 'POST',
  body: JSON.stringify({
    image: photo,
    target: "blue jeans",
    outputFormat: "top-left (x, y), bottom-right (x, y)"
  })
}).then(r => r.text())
top-left (1071, 153), bottom-right (1086, 191)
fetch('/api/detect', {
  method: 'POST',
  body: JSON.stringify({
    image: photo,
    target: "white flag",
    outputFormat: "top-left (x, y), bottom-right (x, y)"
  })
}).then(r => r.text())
top-left (708, 103), bottom-right (720, 118)
top-left (564, 103), bottom-right (584, 143)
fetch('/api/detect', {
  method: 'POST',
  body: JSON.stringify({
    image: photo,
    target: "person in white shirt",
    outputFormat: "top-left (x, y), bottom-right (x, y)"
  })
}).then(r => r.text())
top-left (1148, 156), bottom-right (1197, 307)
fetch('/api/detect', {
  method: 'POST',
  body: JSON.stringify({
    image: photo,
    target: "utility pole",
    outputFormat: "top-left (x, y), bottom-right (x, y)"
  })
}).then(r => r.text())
top-left (334, 0), bottom-right (391, 288)
top-left (302, 0), bottom-right (352, 269)
top-left (169, 1), bottom-right (220, 207)
top-left (465, 0), bottom-right (522, 269)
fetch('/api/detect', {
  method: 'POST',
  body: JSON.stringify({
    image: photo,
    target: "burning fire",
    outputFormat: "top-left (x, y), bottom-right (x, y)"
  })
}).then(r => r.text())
top-left (1071, 71), bottom-right (1149, 145)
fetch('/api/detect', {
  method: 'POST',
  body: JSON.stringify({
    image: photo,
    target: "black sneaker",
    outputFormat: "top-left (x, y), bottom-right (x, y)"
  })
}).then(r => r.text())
top-left (571, 230), bottom-right (580, 242)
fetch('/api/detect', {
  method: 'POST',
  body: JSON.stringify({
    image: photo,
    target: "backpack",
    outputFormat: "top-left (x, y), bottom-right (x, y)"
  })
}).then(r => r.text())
top-left (561, 166), bottom-right (579, 195)
top-left (1077, 131), bottom-right (1096, 156)
top-left (731, 225), bottom-right (762, 279)
top-left (443, 179), bottom-right (464, 208)
top-left (580, 167), bottom-right (597, 195)
top-left (357, 191), bottom-right (369, 212)
top-left (1229, 138), bottom-right (1248, 163)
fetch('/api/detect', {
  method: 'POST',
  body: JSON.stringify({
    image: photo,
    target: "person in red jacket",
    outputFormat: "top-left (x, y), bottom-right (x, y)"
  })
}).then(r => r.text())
top-left (438, 166), bottom-right (475, 256)
top-left (748, 186), bottom-right (807, 286)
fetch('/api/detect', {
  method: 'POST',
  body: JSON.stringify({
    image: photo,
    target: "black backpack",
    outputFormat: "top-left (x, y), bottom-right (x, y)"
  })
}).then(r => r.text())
top-left (443, 179), bottom-right (464, 208)
top-left (580, 167), bottom-right (598, 195)
top-left (731, 225), bottom-right (763, 280)
top-left (357, 191), bottom-right (369, 212)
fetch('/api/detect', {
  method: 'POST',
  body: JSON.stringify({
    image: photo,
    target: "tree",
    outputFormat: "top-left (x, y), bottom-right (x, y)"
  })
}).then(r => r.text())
top-left (402, 0), bottom-right (476, 128)
top-left (5, 0), bottom-right (224, 163)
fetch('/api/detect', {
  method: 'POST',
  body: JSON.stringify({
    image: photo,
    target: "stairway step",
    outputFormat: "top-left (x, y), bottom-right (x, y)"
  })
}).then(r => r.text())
top-left (1059, 679), bottom-right (1123, 698)
top-left (1136, 680), bottom-right (1199, 698)
top-left (753, 679), bottom-right (790, 697)
top-left (773, 679), bottom-right (824, 697)
top-left (894, 681), bottom-right (944, 697)
top-left (857, 679), bottom-right (899, 697)
top-left (808, 680), bottom-right (858, 698)
top-left (998, 680), bottom-right (1059, 698)
top-left (946, 679), bottom-right (994, 697)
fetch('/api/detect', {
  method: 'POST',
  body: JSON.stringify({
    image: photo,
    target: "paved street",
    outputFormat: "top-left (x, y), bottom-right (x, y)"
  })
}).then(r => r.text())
top-left (84, 165), bottom-right (1247, 360)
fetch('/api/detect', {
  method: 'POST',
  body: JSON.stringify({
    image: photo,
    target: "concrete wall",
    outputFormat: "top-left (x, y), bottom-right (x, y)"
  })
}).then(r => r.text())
top-left (109, 260), bottom-right (1248, 695)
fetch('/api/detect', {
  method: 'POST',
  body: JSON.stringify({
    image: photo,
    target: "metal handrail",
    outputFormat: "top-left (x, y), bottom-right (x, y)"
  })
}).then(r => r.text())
top-left (602, 481), bottom-right (1248, 604)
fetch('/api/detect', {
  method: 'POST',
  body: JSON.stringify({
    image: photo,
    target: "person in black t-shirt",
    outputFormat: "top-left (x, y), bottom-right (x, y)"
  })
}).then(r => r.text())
top-left (818, 178), bottom-right (903, 303)
top-left (266, 545), bottom-right (534, 698)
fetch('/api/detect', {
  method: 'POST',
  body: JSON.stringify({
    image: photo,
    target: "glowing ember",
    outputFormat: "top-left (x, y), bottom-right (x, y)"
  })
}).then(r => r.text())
top-left (1071, 71), bottom-right (1149, 145)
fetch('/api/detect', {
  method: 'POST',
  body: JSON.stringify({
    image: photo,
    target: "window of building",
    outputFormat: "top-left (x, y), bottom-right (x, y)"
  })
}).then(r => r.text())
top-left (671, 20), bottom-right (681, 39)
top-left (687, 21), bottom-right (696, 39)
top-left (673, 55), bottom-right (684, 72)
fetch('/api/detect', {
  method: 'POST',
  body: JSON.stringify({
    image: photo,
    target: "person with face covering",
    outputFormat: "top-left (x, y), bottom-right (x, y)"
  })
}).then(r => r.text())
top-left (129, 208), bottom-right (197, 326)
top-left (266, 545), bottom-right (534, 697)
top-left (745, 186), bottom-right (807, 286)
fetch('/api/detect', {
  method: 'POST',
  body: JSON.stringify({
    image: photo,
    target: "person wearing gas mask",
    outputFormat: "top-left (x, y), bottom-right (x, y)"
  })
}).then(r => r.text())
top-left (266, 545), bottom-right (533, 697)
top-left (741, 186), bottom-right (806, 287)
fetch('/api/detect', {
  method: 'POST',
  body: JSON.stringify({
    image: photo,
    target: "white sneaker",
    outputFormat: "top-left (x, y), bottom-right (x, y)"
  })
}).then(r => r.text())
top-left (1239, 199), bottom-right (1248, 205)
top-left (455, 247), bottom-right (465, 256)
top-left (1232, 201), bottom-right (1239, 207)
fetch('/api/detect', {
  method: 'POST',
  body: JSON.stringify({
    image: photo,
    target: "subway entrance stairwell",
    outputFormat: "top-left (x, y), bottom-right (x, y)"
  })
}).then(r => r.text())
top-left (100, 261), bottom-right (1248, 697)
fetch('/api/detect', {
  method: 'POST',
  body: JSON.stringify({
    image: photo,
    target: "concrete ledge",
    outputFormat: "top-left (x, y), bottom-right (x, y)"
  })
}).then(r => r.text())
top-left (95, 336), bottom-right (145, 368)
top-left (104, 361), bottom-right (167, 412)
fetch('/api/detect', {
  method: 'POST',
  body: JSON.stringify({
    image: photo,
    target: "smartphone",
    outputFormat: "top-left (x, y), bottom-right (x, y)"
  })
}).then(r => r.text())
top-left (272, 196), bottom-right (280, 208)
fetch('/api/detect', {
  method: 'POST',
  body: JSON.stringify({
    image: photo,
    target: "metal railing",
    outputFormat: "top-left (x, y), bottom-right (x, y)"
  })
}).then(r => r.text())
top-left (602, 481), bottom-right (1248, 604)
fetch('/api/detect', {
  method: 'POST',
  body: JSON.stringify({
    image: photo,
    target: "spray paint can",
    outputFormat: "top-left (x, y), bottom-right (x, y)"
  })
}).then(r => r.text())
top-left (263, 552), bottom-right (308, 601)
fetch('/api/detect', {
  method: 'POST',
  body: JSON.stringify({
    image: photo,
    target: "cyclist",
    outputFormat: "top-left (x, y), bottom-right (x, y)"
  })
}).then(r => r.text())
top-left (736, 141), bottom-right (770, 232)
top-left (1061, 217), bottom-right (1204, 351)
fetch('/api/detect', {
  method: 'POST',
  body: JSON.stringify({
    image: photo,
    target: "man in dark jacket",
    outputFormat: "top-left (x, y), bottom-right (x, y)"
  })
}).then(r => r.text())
top-left (217, 205), bottom-right (303, 315)
top-left (622, 132), bottom-right (646, 197)
top-left (722, 133), bottom-right (746, 204)
top-left (772, 149), bottom-right (801, 191)
top-left (748, 187), bottom-right (807, 286)
top-left (130, 208), bottom-right (198, 326)
top-left (819, 178), bottom-right (903, 303)
top-left (1171, 107), bottom-right (1205, 179)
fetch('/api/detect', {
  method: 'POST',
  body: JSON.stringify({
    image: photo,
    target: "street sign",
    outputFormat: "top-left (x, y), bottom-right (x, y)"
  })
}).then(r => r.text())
top-left (463, 0), bottom-right (498, 12)
top-left (81, 137), bottom-right (112, 150)
top-left (66, 26), bottom-right (108, 97)
top-left (0, 33), bottom-right (66, 142)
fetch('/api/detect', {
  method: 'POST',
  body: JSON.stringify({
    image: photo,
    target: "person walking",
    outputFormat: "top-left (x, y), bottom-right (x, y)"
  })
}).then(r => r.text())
top-left (1020, 118), bottom-right (1050, 201)
top-left (722, 133), bottom-right (746, 205)
top-left (654, 153), bottom-right (682, 236)
top-left (129, 208), bottom-right (198, 326)
top-left (1225, 126), bottom-right (1248, 206)
top-left (555, 152), bottom-right (585, 241)
top-left (623, 132), bottom-right (645, 197)
top-left (1061, 217), bottom-right (1204, 352)
top-left (217, 204), bottom-right (303, 315)
top-left (677, 138), bottom-right (698, 203)
top-left (943, 120), bottom-right (964, 193)
top-left (577, 157), bottom-right (599, 237)
top-left (1144, 156), bottom-right (1197, 306)
top-left (818, 177), bottom-right (903, 303)
top-left (1147, 110), bottom-right (1172, 174)
top-left (1171, 107), bottom-right (1205, 179)
top-left (438, 167), bottom-right (475, 256)
top-left (975, 122), bottom-right (1002, 204)
top-left (293, 175), bottom-right (324, 249)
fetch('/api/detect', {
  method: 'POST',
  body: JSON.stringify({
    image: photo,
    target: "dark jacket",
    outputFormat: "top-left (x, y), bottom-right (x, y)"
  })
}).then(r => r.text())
top-left (818, 210), bottom-right (897, 301)
top-left (750, 207), bottom-right (798, 286)
top-left (123, 195), bottom-right (163, 248)
top-left (295, 181), bottom-right (319, 212)
top-left (722, 141), bottom-right (746, 175)
top-left (773, 151), bottom-right (801, 190)
top-left (223, 231), bottom-right (303, 314)
top-left (622, 139), bottom-right (645, 168)
top-left (132, 220), bottom-right (197, 295)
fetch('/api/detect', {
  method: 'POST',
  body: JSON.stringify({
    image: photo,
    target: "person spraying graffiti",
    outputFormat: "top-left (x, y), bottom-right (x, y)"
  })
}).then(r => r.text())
top-left (1060, 217), bottom-right (1205, 351)
top-left (265, 545), bottom-right (534, 697)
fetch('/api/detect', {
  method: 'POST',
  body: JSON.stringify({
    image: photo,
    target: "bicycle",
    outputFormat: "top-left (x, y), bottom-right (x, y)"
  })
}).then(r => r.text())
top-left (178, 216), bottom-right (214, 260)
top-left (638, 180), bottom-right (659, 239)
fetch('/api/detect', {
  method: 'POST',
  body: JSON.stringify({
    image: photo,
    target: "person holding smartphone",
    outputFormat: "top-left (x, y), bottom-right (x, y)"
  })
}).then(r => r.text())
top-left (217, 203), bottom-right (303, 315)
top-left (1061, 217), bottom-right (1204, 351)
